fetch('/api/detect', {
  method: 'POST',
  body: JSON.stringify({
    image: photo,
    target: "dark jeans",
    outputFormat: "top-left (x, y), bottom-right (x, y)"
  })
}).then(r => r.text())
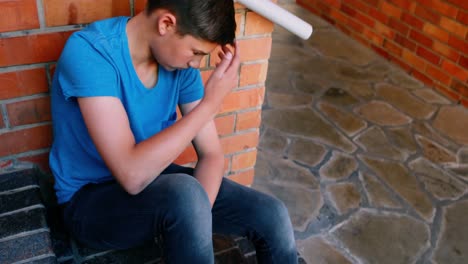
top-left (62, 164), bottom-right (297, 264)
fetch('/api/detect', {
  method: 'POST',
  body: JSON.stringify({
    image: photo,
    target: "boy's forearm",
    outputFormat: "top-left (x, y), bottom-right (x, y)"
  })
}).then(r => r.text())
top-left (194, 154), bottom-right (225, 207)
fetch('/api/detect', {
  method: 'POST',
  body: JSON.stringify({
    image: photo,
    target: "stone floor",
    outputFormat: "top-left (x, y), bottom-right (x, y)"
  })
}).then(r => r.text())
top-left (251, 1), bottom-right (468, 263)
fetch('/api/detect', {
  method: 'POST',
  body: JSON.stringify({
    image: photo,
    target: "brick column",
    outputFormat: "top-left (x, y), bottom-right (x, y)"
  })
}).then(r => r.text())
top-left (0, 0), bottom-right (274, 186)
top-left (297, 0), bottom-right (467, 106)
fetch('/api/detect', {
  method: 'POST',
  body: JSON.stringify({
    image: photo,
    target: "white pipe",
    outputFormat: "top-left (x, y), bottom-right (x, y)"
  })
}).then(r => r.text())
top-left (236, 0), bottom-right (313, 40)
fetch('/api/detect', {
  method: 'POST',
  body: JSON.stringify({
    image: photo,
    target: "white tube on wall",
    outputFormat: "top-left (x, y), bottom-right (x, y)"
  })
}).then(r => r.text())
top-left (236, 0), bottom-right (313, 40)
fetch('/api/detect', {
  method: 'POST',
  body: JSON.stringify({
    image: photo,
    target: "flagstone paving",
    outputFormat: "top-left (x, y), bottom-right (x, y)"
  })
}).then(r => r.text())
top-left (252, 1), bottom-right (468, 263)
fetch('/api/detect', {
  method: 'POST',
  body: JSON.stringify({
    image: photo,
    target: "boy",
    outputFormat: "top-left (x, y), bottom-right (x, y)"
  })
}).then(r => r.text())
top-left (50, 0), bottom-right (297, 263)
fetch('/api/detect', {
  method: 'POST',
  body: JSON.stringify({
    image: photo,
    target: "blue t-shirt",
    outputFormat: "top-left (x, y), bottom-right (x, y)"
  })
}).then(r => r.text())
top-left (50, 17), bottom-right (204, 204)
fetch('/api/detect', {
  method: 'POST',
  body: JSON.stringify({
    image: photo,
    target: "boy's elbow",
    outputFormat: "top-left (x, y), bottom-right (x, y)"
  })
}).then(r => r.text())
top-left (115, 170), bottom-right (146, 196)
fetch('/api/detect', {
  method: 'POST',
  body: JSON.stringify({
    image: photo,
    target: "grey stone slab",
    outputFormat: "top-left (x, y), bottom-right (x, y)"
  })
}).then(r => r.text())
top-left (326, 182), bottom-right (361, 215)
top-left (267, 91), bottom-right (313, 108)
top-left (321, 87), bottom-right (360, 107)
top-left (355, 101), bottom-right (412, 126)
top-left (376, 83), bottom-right (437, 120)
top-left (254, 183), bottom-right (323, 232)
top-left (333, 63), bottom-right (386, 83)
top-left (308, 30), bottom-right (377, 66)
top-left (297, 236), bottom-right (352, 264)
top-left (319, 151), bottom-right (358, 181)
top-left (288, 138), bottom-right (327, 167)
top-left (457, 147), bottom-right (468, 164)
top-left (360, 156), bottom-right (435, 221)
top-left (386, 126), bottom-right (418, 154)
top-left (318, 102), bottom-right (367, 136)
top-left (413, 122), bottom-right (460, 152)
top-left (355, 126), bottom-right (408, 161)
top-left (415, 135), bottom-right (457, 164)
top-left (0, 231), bottom-right (54, 264)
top-left (258, 128), bottom-right (288, 155)
top-left (262, 108), bottom-right (357, 153)
top-left (433, 200), bottom-right (468, 264)
top-left (445, 165), bottom-right (468, 181)
top-left (359, 172), bottom-right (402, 209)
top-left (409, 158), bottom-right (467, 201)
top-left (215, 248), bottom-right (248, 264)
top-left (345, 82), bottom-right (375, 101)
top-left (388, 70), bottom-right (424, 90)
top-left (330, 209), bottom-right (430, 264)
top-left (433, 106), bottom-right (468, 145)
top-left (412, 89), bottom-right (451, 105)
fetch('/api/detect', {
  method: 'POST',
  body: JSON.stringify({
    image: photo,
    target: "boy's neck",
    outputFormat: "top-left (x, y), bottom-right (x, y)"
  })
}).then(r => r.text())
top-left (126, 13), bottom-right (155, 66)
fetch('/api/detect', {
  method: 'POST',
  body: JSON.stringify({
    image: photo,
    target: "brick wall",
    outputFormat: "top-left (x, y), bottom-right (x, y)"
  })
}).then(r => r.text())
top-left (0, 0), bottom-right (274, 186)
top-left (297, 0), bottom-right (468, 106)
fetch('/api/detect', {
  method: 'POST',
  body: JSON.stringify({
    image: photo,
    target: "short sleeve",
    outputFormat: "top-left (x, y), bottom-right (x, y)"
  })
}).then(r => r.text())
top-left (178, 68), bottom-right (204, 105)
top-left (57, 33), bottom-right (119, 101)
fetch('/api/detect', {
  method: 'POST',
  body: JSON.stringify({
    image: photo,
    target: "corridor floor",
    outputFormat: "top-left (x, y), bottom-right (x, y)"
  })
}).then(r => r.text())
top-left (252, 1), bottom-right (468, 263)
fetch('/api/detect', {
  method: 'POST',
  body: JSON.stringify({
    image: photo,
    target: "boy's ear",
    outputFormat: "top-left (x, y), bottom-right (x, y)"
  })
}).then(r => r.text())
top-left (157, 11), bottom-right (177, 36)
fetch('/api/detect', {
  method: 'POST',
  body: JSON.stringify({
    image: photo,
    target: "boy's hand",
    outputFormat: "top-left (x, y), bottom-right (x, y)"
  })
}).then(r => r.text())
top-left (202, 43), bottom-right (240, 112)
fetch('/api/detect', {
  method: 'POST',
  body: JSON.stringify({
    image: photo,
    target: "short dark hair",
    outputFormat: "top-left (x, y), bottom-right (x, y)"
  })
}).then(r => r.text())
top-left (146, 0), bottom-right (236, 45)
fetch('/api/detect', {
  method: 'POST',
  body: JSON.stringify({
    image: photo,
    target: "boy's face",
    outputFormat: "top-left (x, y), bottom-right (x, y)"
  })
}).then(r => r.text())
top-left (150, 31), bottom-right (218, 71)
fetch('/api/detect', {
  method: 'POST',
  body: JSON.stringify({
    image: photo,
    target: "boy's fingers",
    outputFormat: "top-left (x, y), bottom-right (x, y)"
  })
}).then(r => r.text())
top-left (213, 46), bottom-right (233, 77)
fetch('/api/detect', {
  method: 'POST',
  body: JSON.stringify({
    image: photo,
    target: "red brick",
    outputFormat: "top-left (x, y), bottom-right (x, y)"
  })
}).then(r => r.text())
top-left (402, 13), bottom-right (424, 30)
top-left (231, 150), bottom-right (257, 171)
top-left (343, 0), bottom-right (369, 12)
top-left (174, 145), bottom-right (197, 165)
top-left (364, 29), bottom-right (384, 46)
top-left (435, 0), bottom-right (459, 18)
top-left (236, 110), bottom-right (262, 131)
top-left (444, 0), bottom-right (468, 11)
top-left (374, 22), bottom-right (395, 39)
top-left (384, 39), bottom-right (403, 56)
top-left (410, 29), bottom-right (433, 47)
top-left (346, 17), bottom-right (365, 33)
top-left (434, 83), bottom-right (460, 101)
top-left (389, 0), bottom-right (413, 10)
top-left (402, 49), bottom-right (427, 69)
top-left (0, 109), bottom-right (5, 128)
top-left (355, 12), bottom-right (375, 28)
top-left (0, 68), bottom-right (49, 100)
top-left (330, 9), bottom-right (348, 25)
top-left (6, 97), bottom-right (51, 127)
top-left (412, 70), bottom-right (434, 86)
top-left (389, 18), bottom-right (410, 35)
top-left (19, 152), bottom-right (51, 173)
top-left (214, 114), bottom-right (235, 136)
top-left (440, 17), bottom-right (467, 39)
top-left (368, 8), bottom-right (389, 24)
top-left (220, 87), bottom-right (265, 114)
top-left (239, 62), bottom-right (268, 87)
top-left (432, 41), bottom-right (460, 62)
top-left (134, 0), bottom-right (147, 14)
top-left (460, 56), bottom-right (468, 69)
top-left (0, 0), bottom-right (39, 33)
top-left (461, 97), bottom-right (468, 108)
top-left (235, 12), bottom-right (243, 37)
top-left (442, 60), bottom-right (468, 82)
top-left (221, 131), bottom-right (259, 154)
top-left (0, 32), bottom-right (73, 67)
top-left (341, 4), bottom-right (356, 17)
top-left (227, 169), bottom-right (254, 186)
top-left (422, 23), bottom-right (449, 43)
top-left (316, 1), bottom-right (332, 15)
top-left (245, 12), bottom-right (274, 36)
top-left (371, 45), bottom-right (391, 60)
top-left (43, 0), bottom-right (131, 26)
top-left (395, 34), bottom-right (417, 51)
top-left (389, 55), bottom-right (413, 72)
top-left (425, 64), bottom-right (451, 85)
top-left (381, 1), bottom-right (402, 18)
top-left (414, 5), bottom-right (440, 24)
top-left (448, 35), bottom-right (468, 54)
top-left (323, 0), bottom-right (341, 9)
top-left (457, 10), bottom-right (468, 25)
top-left (362, 0), bottom-right (379, 7)
top-left (451, 80), bottom-right (468, 98)
top-left (0, 125), bottom-right (53, 156)
top-left (417, 46), bottom-right (441, 65)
